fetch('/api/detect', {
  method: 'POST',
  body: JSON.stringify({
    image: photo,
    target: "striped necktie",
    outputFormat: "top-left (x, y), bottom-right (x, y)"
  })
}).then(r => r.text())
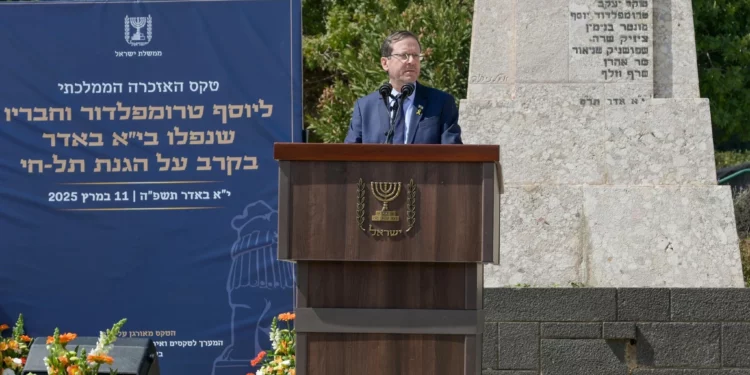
top-left (391, 95), bottom-right (405, 144)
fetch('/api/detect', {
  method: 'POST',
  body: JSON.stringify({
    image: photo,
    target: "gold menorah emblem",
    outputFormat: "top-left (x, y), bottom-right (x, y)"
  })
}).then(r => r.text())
top-left (356, 178), bottom-right (416, 236)
top-left (370, 182), bottom-right (401, 222)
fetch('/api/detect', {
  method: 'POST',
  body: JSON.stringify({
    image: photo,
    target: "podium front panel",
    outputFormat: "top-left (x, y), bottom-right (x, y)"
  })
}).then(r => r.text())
top-left (278, 161), bottom-right (496, 263)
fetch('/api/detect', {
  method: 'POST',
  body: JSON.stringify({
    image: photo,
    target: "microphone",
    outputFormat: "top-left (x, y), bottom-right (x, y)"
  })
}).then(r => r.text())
top-left (384, 82), bottom-right (415, 144)
top-left (378, 82), bottom-right (396, 144)
top-left (378, 82), bottom-right (392, 110)
top-left (401, 82), bottom-right (415, 97)
top-left (381, 82), bottom-right (414, 144)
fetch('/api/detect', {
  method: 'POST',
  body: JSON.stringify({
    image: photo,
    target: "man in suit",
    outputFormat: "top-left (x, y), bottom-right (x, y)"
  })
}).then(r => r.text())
top-left (344, 31), bottom-right (463, 144)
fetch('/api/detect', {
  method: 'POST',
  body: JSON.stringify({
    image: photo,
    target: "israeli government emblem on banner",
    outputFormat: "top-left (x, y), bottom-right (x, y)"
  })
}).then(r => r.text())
top-left (125, 15), bottom-right (153, 47)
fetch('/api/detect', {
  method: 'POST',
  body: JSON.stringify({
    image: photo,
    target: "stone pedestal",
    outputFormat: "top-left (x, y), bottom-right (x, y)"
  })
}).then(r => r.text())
top-left (482, 288), bottom-right (750, 374)
top-left (460, 0), bottom-right (744, 287)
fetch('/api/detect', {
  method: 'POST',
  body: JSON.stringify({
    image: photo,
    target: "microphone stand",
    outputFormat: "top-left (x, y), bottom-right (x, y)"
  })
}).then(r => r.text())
top-left (382, 82), bottom-right (413, 144)
top-left (379, 83), bottom-right (393, 144)
top-left (386, 83), bottom-right (413, 144)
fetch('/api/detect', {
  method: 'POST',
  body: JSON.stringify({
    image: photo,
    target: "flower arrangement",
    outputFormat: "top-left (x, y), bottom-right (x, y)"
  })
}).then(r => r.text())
top-left (249, 312), bottom-right (295, 375)
top-left (1, 314), bottom-right (33, 375)
top-left (27, 318), bottom-right (127, 375)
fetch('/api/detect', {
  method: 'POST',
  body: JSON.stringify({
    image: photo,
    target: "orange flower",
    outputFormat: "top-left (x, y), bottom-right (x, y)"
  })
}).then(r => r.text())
top-left (47, 333), bottom-right (78, 344)
top-left (20, 335), bottom-right (32, 342)
top-left (7, 340), bottom-right (18, 350)
top-left (87, 353), bottom-right (114, 365)
top-left (0, 324), bottom-right (8, 331)
top-left (250, 351), bottom-right (266, 367)
top-left (289, 370), bottom-right (296, 375)
top-left (278, 312), bottom-right (295, 322)
top-left (67, 365), bottom-right (82, 375)
top-left (59, 333), bottom-right (77, 344)
top-left (58, 355), bottom-right (70, 366)
top-left (0, 342), bottom-right (7, 351)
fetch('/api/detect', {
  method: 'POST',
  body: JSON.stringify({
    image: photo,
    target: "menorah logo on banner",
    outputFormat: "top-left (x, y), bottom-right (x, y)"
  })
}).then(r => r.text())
top-left (124, 15), bottom-right (152, 47)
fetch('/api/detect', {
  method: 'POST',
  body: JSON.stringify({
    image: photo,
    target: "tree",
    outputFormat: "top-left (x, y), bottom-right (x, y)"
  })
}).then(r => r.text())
top-left (693, 0), bottom-right (750, 150)
top-left (302, 0), bottom-right (474, 143)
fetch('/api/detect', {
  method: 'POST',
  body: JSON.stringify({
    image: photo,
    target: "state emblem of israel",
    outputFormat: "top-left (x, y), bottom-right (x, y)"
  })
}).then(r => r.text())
top-left (124, 15), bottom-right (153, 47)
top-left (356, 178), bottom-right (417, 237)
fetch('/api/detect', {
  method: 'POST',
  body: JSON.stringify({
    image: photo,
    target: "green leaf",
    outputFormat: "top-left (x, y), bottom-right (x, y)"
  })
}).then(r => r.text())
top-left (694, 0), bottom-right (750, 150)
top-left (303, 0), bottom-right (474, 142)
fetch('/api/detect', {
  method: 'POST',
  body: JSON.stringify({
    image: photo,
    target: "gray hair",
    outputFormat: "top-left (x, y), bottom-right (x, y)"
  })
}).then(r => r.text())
top-left (380, 30), bottom-right (422, 57)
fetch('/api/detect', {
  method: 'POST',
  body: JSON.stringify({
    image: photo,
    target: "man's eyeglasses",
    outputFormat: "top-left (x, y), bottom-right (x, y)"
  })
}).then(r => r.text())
top-left (389, 53), bottom-right (424, 62)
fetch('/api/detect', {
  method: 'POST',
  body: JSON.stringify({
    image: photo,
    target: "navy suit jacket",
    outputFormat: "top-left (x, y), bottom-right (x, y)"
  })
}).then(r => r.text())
top-left (344, 82), bottom-right (462, 144)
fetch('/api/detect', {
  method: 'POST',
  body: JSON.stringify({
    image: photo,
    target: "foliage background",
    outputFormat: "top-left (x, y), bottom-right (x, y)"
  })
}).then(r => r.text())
top-left (301, 0), bottom-right (473, 143)
top-left (693, 0), bottom-right (750, 152)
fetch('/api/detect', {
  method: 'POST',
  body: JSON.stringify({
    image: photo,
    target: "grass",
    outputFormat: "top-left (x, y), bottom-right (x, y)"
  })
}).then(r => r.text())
top-left (741, 239), bottom-right (750, 287)
top-left (716, 150), bottom-right (750, 170)
top-left (715, 151), bottom-right (750, 286)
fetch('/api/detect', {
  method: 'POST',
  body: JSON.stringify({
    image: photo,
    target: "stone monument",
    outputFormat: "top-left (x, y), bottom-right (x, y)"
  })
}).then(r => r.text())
top-left (459, 0), bottom-right (744, 287)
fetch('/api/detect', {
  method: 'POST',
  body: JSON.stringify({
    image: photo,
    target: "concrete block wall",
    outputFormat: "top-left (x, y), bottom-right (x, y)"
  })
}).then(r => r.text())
top-left (483, 288), bottom-right (750, 374)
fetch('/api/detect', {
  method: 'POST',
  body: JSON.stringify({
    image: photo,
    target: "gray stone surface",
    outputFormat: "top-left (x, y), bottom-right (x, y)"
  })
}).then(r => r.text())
top-left (463, 0), bottom-right (743, 287)
top-left (617, 288), bottom-right (670, 321)
top-left (461, 97), bottom-right (718, 186)
top-left (604, 99), bottom-right (717, 185)
top-left (541, 340), bottom-right (628, 375)
top-left (652, 0), bottom-right (700, 98)
top-left (541, 323), bottom-right (601, 338)
top-left (497, 323), bottom-right (539, 370)
top-left (517, 0), bottom-right (568, 82)
top-left (462, 102), bottom-right (743, 287)
top-left (722, 324), bottom-right (750, 367)
top-left (483, 323), bottom-right (499, 369)
top-left (569, 0), bottom-right (653, 83)
top-left (485, 288), bottom-right (616, 321)
top-left (584, 186), bottom-right (744, 287)
top-left (603, 322), bottom-right (636, 340)
top-left (671, 289), bottom-right (750, 321)
top-left (484, 289), bottom-right (750, 374)
top-left (486, 185), bottom-right (584, 287)
top-left (459, 97), bottom-right (606, 186)
top-left (479, 183), bottom-right (743, 288)
top-left (636, 323), bottom-right (721, 367)
top-left (467, 0), bottom-right (514, 90)
top-left (467, 0), bottom-right (656, 93)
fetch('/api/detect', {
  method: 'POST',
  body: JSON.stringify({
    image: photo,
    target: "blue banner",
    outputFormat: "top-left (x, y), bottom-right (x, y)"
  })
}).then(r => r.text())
top-left (0, 1), bottom-right (301, 374)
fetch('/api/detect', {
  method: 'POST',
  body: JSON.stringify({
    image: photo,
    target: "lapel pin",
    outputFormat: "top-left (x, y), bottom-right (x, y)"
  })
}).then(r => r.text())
top-left (416, 105), bottom-right (423, 116)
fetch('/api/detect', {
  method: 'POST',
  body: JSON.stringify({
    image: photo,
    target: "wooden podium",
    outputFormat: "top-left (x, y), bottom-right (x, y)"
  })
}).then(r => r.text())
top-left (274, 143), bottom-right (502, 375)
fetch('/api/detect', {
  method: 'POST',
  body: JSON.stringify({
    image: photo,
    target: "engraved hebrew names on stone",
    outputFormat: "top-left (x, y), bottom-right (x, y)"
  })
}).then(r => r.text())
top-left (570, 0), bottom-right (652, 82)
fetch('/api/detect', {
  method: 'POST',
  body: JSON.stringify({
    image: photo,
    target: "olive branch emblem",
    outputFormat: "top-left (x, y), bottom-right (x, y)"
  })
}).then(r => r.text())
top-left (356, 178), bottom-right (366, 231)
top-left (405, 179), bottom-right (416, 233)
